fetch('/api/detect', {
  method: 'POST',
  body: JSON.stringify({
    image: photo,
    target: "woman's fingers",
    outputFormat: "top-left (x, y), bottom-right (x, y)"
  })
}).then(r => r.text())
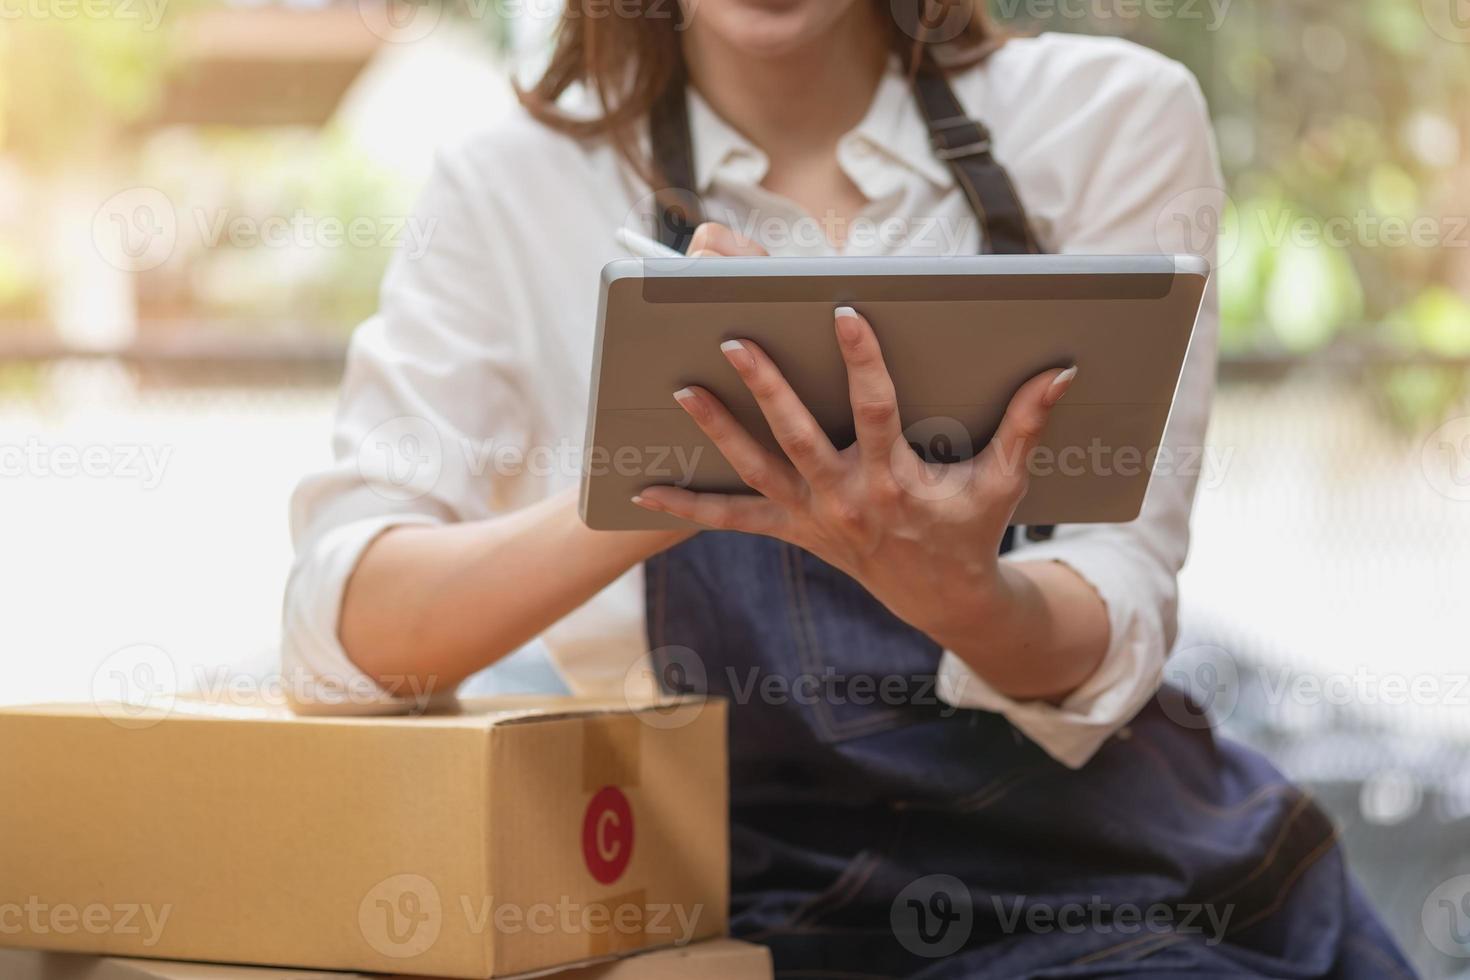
top-left (632, 486), bottom-right (786, 535)
top-left (687, 222), bottom-right (768, 257)
top-left (978, 366), bottom-right (1077, 502)
top-left (833, 306), bottom-right (903, 469)
top-left (671, 385), bottom-right (803, 504)
top-left (720, 339), bottom-right (842, 488)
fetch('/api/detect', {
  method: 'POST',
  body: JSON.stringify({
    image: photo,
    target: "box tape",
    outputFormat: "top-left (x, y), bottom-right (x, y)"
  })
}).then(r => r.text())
top-left (581, 714), bottom-right (642, 792)
top-left (585, 888), bottom-right (649, 958)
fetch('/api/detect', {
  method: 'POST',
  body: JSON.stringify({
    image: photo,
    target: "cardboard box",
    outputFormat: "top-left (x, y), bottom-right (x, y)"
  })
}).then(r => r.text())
top-left (0, 938), bottom-right (772, 979)
top-left (0, 697), bottom-right (728, 978)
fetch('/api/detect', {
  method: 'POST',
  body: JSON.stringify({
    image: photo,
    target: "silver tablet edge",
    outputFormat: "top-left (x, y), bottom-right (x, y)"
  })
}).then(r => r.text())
top-left (603, 254), bottom-right (1199, 281)
top-left (1134, 259), bottom-right (1213, 519)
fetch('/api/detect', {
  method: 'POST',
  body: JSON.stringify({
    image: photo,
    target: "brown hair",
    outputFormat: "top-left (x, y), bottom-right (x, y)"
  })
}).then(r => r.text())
top-left (516, 0), bottom-right (1001, 183)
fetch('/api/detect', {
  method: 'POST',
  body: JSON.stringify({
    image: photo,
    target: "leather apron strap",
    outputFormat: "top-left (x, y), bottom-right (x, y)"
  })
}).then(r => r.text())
top-left (648, 63), bottom-right (704, 254)
top-left (911, 57), bottom-right (1054, 542)
top-left (911, 54), bottom-right (1041, 256)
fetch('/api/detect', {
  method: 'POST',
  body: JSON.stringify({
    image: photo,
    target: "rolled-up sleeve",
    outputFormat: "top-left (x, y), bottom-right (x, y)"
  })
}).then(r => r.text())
top-left (938, 60), bottom-right (1224, 768)
top-left (281, 144), bottom-right (532, 714)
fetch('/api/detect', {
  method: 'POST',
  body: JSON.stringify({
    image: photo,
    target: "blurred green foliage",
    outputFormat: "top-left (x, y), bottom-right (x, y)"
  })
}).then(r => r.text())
top-left (0, 0), bottom-right (186, 167)
top-left (993, 0), bottom-right (1470, 368)
top-left (0, 0), bottom-right (180, 318)
top-left (0, 0), bottom-right (514, 329)
top-left (135, 128), bottom-right (410, 331)
top-left (0, 240), bottom-right (42, 318)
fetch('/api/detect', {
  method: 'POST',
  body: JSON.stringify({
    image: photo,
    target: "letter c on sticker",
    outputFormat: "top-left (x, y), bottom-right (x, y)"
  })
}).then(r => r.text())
top-left (582, 785), bottom-right (634, 885)
top-left (597, 810), bottom-right (621, 862)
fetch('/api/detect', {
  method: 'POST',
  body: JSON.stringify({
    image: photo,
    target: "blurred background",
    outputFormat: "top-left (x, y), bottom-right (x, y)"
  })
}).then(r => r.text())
top-left (3, 0), bottom-right (1469, 972)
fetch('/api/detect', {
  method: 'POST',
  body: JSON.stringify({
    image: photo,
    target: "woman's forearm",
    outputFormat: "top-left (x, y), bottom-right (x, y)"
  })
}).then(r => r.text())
top-left (930, 560), bottom-right (1110, 704)
top-left (339, 488), bottom-right (690, 694)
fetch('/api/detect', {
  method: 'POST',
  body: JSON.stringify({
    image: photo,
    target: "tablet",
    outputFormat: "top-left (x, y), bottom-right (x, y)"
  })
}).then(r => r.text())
top-left (579, 254), bottom-right (1209, 531)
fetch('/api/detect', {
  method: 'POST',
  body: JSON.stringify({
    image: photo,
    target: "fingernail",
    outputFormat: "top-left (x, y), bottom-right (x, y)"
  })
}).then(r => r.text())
top-left (672, 386), bottom-right (708, 422)
top-left (1044, 366), bottom-right (1078, 407)
top-left (631, 494), bottom-right (664, 511)
top-left (720, 339), bottom-right (754, 373)
top-left (834, 306), bottom-right (861, 345)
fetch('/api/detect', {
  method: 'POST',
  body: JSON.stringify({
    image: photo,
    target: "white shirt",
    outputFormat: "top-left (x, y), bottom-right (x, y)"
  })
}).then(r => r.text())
top-left (282, 32), bottom-right (1224, 769)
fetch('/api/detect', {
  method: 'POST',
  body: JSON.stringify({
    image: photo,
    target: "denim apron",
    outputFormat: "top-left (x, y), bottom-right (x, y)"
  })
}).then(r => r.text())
top-left (641, 59), bottom-right (1415, 979)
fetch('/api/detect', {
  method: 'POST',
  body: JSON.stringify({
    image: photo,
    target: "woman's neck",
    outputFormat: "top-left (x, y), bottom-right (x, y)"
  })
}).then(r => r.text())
top-left (682, 8), bottom-right (891, 162)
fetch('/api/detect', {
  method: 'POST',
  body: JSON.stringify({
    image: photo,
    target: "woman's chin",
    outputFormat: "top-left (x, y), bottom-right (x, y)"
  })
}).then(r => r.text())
top-left (690, 0), bottom-right (853, 60)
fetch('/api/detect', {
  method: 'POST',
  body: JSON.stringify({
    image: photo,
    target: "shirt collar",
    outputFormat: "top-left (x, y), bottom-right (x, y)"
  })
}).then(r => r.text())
top-left (848, 58), bottom-right (955, 190)
top-left (685, 87), bottom-right (769, 192)
top-left (684, 57), bottom-right (957, 195)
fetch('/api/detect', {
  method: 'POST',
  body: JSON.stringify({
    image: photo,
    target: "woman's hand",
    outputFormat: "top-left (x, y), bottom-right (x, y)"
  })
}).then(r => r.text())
top-left (684, 221), bottom-right (770, 258)
top-left (634, 224), bottom-right (1108, 701)
top-left (632, 304), bottom-right (1072, 635)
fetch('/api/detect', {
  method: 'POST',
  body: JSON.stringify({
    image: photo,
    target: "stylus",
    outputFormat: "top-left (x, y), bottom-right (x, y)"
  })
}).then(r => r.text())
top-left (615, 227), bottom-right (685, 259)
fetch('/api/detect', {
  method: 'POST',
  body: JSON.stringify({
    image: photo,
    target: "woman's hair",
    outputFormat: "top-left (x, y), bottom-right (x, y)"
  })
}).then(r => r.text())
top-left (516, 0), bottom-right (1001, 183)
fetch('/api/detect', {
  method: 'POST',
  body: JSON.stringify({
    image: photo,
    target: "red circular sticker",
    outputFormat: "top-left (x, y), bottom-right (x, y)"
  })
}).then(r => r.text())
top-left (582, 785), bottom-right (634, 885)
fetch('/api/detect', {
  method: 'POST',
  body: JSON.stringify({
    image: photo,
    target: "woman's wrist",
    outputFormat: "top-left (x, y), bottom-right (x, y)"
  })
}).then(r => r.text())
top-left (576, 511), bottom-right (697, 568)
top-left (921, 560), bottom-right (1108, 704)
top-left (918, 560), bottom-right (1028, 660)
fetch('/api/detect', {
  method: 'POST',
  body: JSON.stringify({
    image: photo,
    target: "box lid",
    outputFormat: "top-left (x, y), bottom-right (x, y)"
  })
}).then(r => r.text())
top-left (0, 696), bottom-right (701, 732)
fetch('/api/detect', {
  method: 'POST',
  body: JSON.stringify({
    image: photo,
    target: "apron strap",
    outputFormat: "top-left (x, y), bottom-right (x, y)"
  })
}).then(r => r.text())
top-left (649, 65), bottom-right (705, 253)
top-left (911, 55), bottom-right (1041, 257)
top-left (911, 60), bottom-right (1053, 542)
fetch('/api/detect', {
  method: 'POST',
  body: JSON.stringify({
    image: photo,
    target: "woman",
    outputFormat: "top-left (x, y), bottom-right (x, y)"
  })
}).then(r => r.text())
top-left (284, 1), bottom-right (1413, 975)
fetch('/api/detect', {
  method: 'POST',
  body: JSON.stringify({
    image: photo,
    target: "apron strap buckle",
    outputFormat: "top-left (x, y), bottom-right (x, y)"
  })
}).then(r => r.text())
top-left (932, 135), bottom-right (993, 161)
top-left (926, 114), bottom-right (995, 161)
